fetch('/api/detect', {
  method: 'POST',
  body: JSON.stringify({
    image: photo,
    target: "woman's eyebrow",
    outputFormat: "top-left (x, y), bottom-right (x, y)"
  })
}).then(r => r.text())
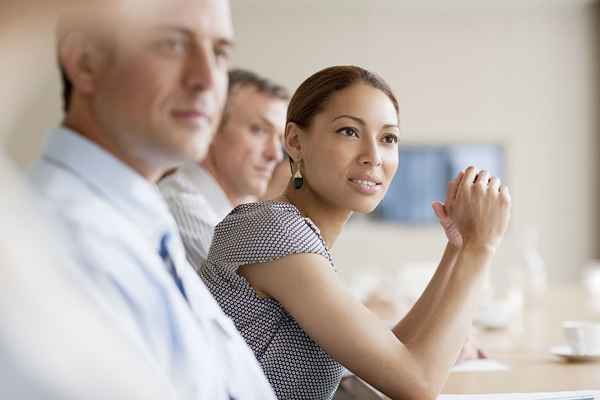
top-left (333, 115), bottom-right (399, 130)
top-left (331, 115), bottom-right (365, 126)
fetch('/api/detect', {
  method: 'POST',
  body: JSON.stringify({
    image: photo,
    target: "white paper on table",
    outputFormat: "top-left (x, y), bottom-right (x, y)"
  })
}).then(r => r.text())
top-left (451, 359), bottom-right (510, 373)
top-left (342, 358), bottom-right (509, 380)
top-left (439, 391), bottom-right (600, 400)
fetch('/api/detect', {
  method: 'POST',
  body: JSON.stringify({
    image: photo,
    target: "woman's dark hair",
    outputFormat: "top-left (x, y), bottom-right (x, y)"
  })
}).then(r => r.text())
top-left (286, 65), bottom-right (399, 129)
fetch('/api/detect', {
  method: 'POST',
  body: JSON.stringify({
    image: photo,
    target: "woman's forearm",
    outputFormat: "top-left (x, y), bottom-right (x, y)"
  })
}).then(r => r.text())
top-left (396, 245), bottom-right (494, 396)
top-left (392, 242), bottom-right (460, 343)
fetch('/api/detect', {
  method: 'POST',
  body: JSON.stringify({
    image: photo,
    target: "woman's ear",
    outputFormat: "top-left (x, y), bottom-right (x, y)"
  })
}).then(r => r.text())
top-left (284, 122), bottom-right (304, 163)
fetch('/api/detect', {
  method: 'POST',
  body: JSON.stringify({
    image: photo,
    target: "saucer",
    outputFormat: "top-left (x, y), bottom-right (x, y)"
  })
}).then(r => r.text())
top-left (550, 345), bottom-right (600, 362)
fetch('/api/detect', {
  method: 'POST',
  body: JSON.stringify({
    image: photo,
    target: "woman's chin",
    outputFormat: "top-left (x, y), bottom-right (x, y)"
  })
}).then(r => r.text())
top-left (347, 198), bottom-right (382, 214)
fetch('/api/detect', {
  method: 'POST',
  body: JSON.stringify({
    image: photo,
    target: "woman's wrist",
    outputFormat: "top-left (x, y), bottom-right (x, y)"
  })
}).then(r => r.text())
top-left (461, 241), bottom-right (496, 257)
top-left (453, 242), bottom-right (496, 278)
top-left (447, 241), bottom-right (462, 253)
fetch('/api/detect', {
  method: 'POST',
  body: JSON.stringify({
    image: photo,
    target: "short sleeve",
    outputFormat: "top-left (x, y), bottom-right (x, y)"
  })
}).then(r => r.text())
top-left (208, 202), bottom-right (332, 270)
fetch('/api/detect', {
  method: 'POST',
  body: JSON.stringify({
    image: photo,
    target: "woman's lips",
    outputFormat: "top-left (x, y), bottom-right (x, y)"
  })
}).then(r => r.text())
top-left (348, 177), bottom-right (383, 194)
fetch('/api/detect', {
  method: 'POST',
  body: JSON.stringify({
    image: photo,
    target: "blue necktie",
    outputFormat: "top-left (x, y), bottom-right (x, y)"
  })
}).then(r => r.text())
top-left (161, 234), bottom-right (235, 399)
top-left (159, 233), bottom-right (189, 303)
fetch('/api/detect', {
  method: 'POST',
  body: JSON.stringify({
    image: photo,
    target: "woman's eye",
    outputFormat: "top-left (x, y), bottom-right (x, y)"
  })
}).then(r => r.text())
top-left (337, 127), bottom-right (359, 137)
top-left (382, 134), bottom-right (399, 144)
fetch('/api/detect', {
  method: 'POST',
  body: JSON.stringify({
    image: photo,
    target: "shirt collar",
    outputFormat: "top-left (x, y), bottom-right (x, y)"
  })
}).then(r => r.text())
top-left (178, 162), bottom-right (233, 221)
top-left (42, 127), bottom-right (176, 236)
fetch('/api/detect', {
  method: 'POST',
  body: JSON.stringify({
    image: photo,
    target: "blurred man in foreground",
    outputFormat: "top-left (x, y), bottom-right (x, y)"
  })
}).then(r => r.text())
top-left (0, 1), bottom-right (175, 399)
top-left (29, 1), bottom-right (276, 399)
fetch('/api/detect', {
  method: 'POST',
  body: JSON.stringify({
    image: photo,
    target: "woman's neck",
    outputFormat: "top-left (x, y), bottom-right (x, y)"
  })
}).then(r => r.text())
top-left (279, 183), bottom-right (352, 249)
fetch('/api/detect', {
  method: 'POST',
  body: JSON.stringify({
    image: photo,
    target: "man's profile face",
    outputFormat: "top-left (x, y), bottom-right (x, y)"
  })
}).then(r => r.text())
top-left (210, 85), bottom-right (287, 199)
top-left (91, 0), bottom-right (234, 169)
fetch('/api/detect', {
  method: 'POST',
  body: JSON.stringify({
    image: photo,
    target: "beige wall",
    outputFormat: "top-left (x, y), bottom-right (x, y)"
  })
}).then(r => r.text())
top-left (229, 0), bottom-right (600, 282)
top-left (6, 1), bottom-right (599, 282)
top-left (0, 9), bottom-right (61, 146)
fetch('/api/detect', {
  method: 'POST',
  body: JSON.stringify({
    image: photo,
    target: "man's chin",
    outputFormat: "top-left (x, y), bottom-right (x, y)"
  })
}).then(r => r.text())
top-left (243, 182), bottom-right (268, 200)
top-left (178, 134), bottom-right (212, 162)
top-left (156, 144), bottom-right (207, 174)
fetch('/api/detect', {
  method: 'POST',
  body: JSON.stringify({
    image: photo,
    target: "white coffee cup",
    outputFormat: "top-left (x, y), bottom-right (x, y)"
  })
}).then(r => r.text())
top-left (563, 320), bottom-right (600, 355)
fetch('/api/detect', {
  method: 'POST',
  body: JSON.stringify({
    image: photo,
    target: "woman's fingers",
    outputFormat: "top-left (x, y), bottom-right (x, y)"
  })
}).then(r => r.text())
top-left (499, 185), bottom-right (511, 205)
top-left (459, 168), bottom-right (504, 196)
top-left (447, 179), bottom-right (458, 202)
top-left (447, 170), bottom-right (464, 202)
top-left (432, 201), bottom-right (447, 220)
top-left (473, 170), bottom-right (490, 190)
top-left (449, 166), bottom-right (511, 248)
top-left (459, 166), bottom-right (478, 196)
top-left (488, 176), bottom-right (501, 193)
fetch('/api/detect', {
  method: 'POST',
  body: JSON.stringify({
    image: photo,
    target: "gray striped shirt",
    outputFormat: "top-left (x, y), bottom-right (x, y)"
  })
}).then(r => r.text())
top-left (159, 163), bottom-right (233, 272)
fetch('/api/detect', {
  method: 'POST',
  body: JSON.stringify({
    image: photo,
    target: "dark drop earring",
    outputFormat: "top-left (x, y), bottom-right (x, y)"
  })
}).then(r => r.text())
top-left (293, 164), bottom-right (304, 189)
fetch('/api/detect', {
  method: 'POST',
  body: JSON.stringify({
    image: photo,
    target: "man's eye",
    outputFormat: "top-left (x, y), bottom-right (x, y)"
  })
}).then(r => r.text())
top-left (336, 127), bottom-right (358, 137)
top-left (214, 46), bottom-right (231, 63)
top-left (156, 37), bottom-right (186, 55)
top-left (250, 124), bottom-right (264, 135)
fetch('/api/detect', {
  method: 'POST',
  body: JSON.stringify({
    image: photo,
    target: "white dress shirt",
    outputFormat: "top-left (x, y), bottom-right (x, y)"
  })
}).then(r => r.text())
top-left (29, 127), bottom-right (276, 400)
top-left (1, 153), bottom-right (176, 400)
top-left (159, 163), bottom-right (233, 270)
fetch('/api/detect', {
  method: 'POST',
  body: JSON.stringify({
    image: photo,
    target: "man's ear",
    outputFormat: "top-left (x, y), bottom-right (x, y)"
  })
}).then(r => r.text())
top-left (59, 32), bottom-right (106, 99)
top-left (284, 122), bottom-right (304, 163)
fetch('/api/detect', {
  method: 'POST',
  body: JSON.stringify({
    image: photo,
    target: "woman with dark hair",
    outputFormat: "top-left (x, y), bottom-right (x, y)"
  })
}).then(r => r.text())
top-left (201, 65), bottom-right (511, 400)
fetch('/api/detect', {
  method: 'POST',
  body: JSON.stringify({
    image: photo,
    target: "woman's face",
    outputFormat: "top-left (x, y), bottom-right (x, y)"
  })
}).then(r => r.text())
top-left (295, 83), bottom-right (400, 213)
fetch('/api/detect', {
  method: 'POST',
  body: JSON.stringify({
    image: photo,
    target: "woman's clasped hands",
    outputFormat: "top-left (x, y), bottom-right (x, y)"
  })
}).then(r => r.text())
top-left (437, 166), bottom-right (511, 254)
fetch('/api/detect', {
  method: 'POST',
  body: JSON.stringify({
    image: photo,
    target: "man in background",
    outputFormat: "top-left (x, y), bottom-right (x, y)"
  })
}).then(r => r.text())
top-left (160, 68), bottom-right (288, 267)
top-left (262, 151), bottom-right (293, 200)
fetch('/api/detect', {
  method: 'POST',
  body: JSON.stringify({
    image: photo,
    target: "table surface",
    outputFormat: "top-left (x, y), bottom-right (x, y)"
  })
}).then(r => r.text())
top-left (442, 284), bottom-right (600, 394)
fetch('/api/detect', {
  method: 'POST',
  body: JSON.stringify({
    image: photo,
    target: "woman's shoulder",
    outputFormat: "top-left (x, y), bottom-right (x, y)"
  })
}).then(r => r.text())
top-left (216, 200), bottom-right (305, 235)
top-left (209, 200), bottom-right (331, 266)
top-left (232, 200), bottom-right (301, 219)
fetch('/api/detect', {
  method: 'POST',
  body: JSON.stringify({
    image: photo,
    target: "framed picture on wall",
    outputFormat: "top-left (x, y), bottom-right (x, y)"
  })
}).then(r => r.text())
top-left (372, 143), bottom-right (505, 224)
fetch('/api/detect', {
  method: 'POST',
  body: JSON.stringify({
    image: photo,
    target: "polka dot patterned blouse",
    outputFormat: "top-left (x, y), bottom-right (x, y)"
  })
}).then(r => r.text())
top-left (201, 200), bottom-right (344, 400)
